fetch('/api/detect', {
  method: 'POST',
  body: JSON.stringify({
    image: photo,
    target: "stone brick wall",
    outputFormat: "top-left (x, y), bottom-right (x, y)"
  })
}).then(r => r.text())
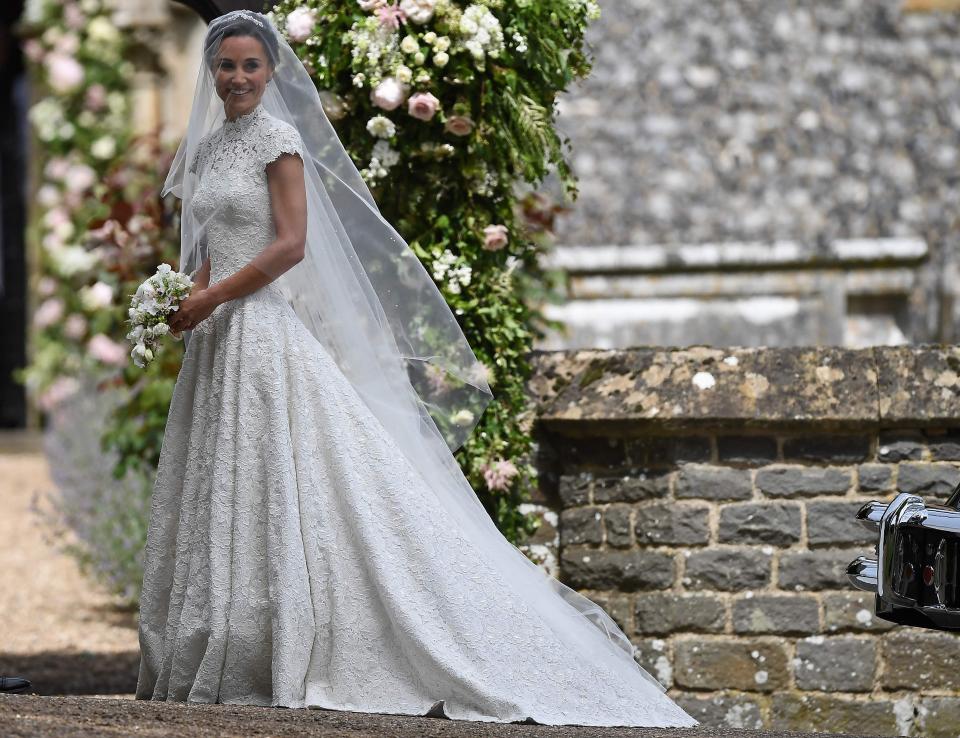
top-left (525, 346), bottom-right (960, 736)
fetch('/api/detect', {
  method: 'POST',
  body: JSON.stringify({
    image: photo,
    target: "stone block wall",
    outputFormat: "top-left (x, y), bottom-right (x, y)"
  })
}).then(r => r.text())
top-left (526, 346), bottom-right (960, 736)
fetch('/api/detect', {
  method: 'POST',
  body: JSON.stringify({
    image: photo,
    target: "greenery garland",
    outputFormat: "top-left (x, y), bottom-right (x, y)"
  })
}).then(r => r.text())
top-left (268, 0), bottom-right (599, 544)
top-left (19, 0), bottom-right (183, 605)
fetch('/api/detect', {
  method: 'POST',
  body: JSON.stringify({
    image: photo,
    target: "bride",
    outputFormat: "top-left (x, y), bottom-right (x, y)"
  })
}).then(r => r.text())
top-left (134, 9), bottom-right (695, 728)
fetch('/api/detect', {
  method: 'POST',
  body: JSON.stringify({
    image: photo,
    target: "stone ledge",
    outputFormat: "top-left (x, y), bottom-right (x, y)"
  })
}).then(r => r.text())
top-left (542, 238), bottom-right (928, 274)
top-left (529, 345), bottom-right (960, 430)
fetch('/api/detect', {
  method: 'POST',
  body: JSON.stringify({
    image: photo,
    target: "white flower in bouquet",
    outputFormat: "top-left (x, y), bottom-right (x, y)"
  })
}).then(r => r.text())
top-left (126, 264), bottom-right (194, 368)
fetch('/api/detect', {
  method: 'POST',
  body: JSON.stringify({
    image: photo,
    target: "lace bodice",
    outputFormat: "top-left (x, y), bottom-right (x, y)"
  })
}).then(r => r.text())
top-left (190, 104), bottom-right (304, 287)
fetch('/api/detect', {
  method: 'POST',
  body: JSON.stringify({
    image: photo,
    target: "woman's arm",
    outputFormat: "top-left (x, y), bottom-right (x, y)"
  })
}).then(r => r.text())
top-left (192, 257), bottom-right (211, 290)
top-left (169, 153), bottom-right (307, 333)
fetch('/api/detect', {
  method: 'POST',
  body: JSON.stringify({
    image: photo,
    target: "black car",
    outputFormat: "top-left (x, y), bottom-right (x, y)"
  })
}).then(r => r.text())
top-left (847, 482), bottom-right (960, 631)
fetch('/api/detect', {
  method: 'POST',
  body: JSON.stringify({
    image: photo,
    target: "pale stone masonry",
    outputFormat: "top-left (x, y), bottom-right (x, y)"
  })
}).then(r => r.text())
top-left (524, 346), bottom-right (960, 736)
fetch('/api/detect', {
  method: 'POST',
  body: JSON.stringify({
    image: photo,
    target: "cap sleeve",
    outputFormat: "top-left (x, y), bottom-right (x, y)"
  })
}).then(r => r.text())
top-left (188, 136), bottom-right (208, 175)
top-left (259, 122), bottom-right (304, 171)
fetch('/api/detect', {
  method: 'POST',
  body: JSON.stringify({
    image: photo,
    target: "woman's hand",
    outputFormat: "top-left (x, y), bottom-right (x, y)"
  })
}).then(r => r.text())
top-left (169, 288), bottom-right (219, 333)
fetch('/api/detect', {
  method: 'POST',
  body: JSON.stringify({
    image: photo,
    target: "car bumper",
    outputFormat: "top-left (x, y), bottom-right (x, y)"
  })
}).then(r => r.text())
top-left (847, 491), bottom-right (960, 631)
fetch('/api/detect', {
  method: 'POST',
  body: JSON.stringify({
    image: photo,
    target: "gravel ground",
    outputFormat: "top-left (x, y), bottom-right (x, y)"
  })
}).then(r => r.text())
top-left (0, 443), bottom-right (140, 695)
top-left (0, 695), bottom-right (884, 738)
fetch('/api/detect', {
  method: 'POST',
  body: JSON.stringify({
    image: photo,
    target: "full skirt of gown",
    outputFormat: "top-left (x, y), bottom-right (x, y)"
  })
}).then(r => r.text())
top-left (134, 281), bottom-right (696, 728)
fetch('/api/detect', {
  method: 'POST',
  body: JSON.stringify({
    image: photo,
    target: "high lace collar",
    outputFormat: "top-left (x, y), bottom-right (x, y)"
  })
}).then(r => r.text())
top-left (222, 103), bottom-right (267, 135)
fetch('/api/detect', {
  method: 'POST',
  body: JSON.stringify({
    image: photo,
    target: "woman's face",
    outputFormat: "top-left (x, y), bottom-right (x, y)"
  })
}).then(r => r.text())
top-left (212, 35), bottom-right (272, 119)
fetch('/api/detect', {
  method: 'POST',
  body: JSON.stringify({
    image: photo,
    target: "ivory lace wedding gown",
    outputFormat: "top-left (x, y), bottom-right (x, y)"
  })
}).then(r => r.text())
top-left (135, 104), bottom-right (695, 728)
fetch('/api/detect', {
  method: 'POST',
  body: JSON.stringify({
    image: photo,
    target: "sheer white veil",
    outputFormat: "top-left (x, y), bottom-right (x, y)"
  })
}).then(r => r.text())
top-left (163, 8), bottom-right (666, 694)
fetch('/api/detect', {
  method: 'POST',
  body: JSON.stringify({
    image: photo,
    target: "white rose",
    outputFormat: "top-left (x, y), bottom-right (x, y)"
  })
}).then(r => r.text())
top-left (91, 135), bottom-right (116, 160)
top-left (366, 115), bottom-right (396, 139)
top-left (87, 17), bottom-right (120, 44)
top-left (79, 280), bottom-right (114, 310)
top-left (399, 0), bottom-right (436, 24)
top-left (452, 408), bottom-right (475, 427)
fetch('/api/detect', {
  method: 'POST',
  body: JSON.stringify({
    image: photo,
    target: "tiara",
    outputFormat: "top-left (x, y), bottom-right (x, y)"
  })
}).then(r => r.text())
top-left (232, 9), bottom-right (265, 28)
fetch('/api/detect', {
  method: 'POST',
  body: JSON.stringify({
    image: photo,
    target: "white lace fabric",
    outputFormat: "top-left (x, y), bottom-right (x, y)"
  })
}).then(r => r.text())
top-left (135, 105), bottom-right (696, 728)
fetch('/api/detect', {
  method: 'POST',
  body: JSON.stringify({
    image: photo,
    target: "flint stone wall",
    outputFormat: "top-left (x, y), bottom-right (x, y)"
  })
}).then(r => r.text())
top-left (543, 0), bottom-right (960, 349)
top-left (525, 345), bottom-right (960, 737)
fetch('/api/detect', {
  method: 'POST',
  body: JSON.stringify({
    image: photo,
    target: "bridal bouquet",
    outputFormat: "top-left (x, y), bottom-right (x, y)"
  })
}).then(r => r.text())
top-left (126, 264), bottom-right (194, 368)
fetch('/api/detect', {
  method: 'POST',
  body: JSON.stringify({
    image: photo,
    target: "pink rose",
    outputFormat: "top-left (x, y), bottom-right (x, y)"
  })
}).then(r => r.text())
top-left (34, 298), bottom-right (64, 329)
top-left (482, 224), bottom-right (509, 251)
top-left (47, 53), bottom-right (84, 93)
top-left (81, 281), bottom-right (114, 310)
top-left (64, 4), bottom-right (87, 30)
top-left (370, 77), bottom-right (408, 111)
top-left (64, 164), bottom-right (96, 194)
top-left (84, 83), bottom-right (107, 112)
top-left (38, 376), bottom-right (80, 412)
top-left (44, 157), bottom-right (71, 182)
top-left (43, 207), bottom-right (70, 229)
top-left (23, 39), bottom-right (44, 64)
top-left (37, 277), bottom-right (58, 297)
top-left (285, 7), bottom-right (317, 42)
top-left (444, 115), bottom-right (474, 136)
top-left (54, 33), bottom-right (80, 56)
top-left (87, 334), bottom-right (128, 367)
top-left (482, 459), bottom-right (519, 493)
top-left (63, 314), bottom-right (87, 340)
top-left (407, 91), bottom-right (440, 121)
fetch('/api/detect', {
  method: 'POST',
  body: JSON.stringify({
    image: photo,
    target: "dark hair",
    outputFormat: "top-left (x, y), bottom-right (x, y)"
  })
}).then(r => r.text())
top-left (204, 15), bottom-right (280, 73)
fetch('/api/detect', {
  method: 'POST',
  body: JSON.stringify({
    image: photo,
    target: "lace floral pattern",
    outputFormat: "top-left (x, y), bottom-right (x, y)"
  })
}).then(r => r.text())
top-left (135, 104), bottom-right (696, 728)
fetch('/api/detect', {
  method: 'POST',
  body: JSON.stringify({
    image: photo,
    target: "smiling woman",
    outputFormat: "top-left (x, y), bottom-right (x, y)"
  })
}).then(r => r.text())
top-left (167, 29), bottom-right (306, 335)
